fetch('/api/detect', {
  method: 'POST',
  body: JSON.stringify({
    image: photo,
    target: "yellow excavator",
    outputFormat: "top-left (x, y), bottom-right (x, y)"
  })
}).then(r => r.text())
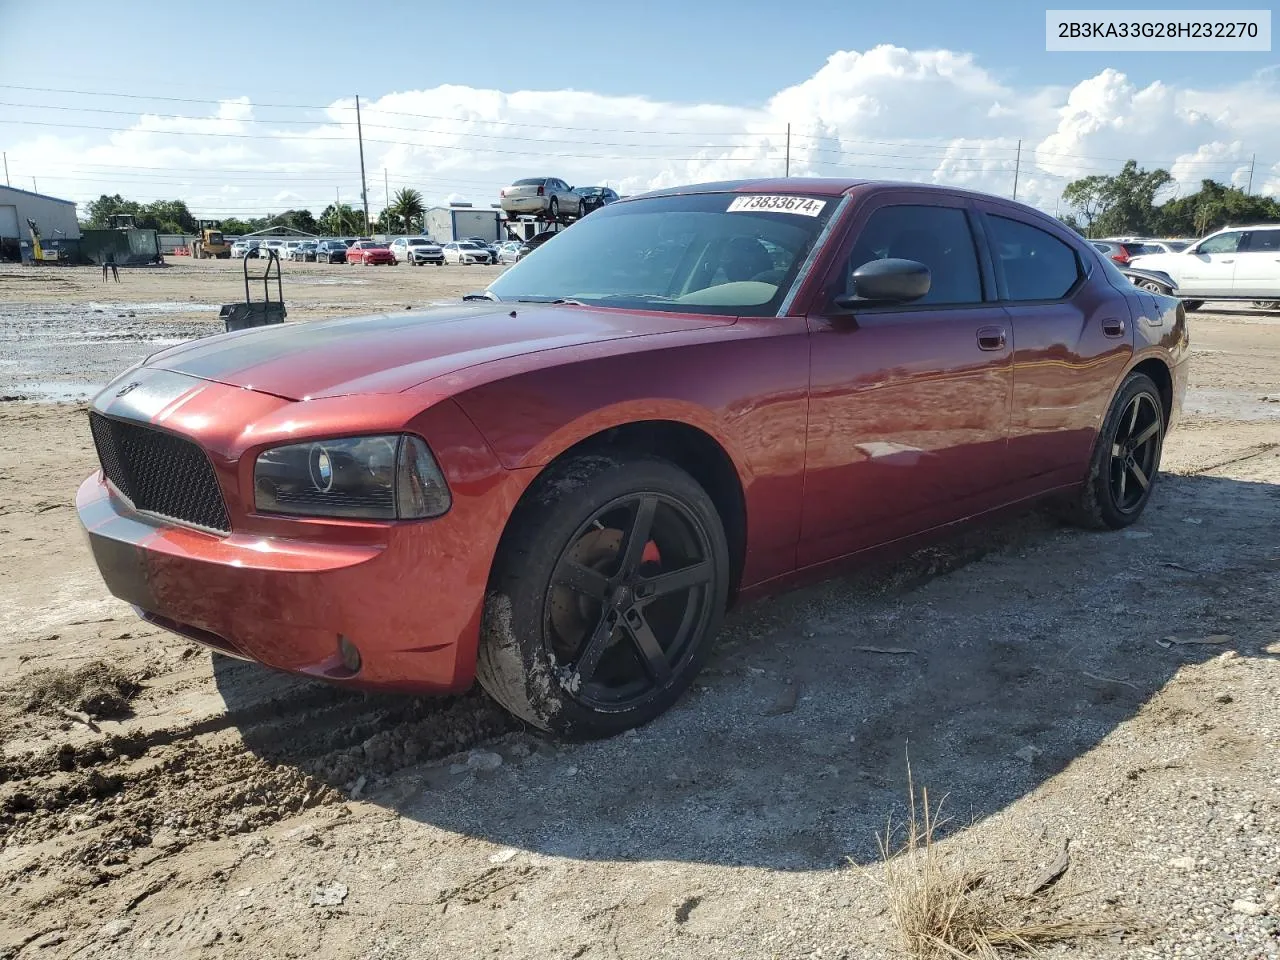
top-left (26, 218), bottom-right (59, 264)
top-left (191, 219), bottom-right (231, 259)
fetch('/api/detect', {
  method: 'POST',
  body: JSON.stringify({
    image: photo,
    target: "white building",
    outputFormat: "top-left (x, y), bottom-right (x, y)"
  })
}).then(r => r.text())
top-left (0, 185), bottom-right (81, 262)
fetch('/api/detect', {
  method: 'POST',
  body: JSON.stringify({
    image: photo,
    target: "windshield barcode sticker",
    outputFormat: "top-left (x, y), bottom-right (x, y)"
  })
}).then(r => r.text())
top-left (726, 195), bottom-right (827, 217)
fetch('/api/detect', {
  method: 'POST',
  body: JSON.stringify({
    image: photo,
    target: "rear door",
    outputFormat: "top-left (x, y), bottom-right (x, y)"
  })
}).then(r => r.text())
top-left (1233, 229), bottom-right (1280, 297)
top-left (975, 200), bottom-right (1134, 484)
top-left (1179, 231), bottom-right (1243, 296)
top-left (800, 191), bottom-right (1013, 566)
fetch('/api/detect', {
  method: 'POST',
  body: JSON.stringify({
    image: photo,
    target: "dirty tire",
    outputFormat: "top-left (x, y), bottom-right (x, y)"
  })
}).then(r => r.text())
top-left (1061, 371), bottom-right (1165, 530)
top-left (477, 454), bottom-right (730, 739)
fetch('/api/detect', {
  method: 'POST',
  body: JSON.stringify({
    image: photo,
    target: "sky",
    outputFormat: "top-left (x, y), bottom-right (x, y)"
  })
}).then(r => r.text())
top-left (1, 0), bottom-right (1277, 220)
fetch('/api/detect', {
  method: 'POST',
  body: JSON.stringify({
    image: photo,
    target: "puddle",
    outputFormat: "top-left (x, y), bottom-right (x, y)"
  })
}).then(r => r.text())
top-left (1183, 388), bottom-right (1280, 422)
top-left (1, 303), bottom-right (219, 398)
top-left (290, 277), bottom-right (370, 286)
top-left (85, 301), bottom-right (222, 313)
top-left (11, 380), bottom-right (103, 402)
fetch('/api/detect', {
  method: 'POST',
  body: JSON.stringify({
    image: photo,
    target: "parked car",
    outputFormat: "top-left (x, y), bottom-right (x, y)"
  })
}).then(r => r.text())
top-left (1128, 224), bottom-right (1280, 308)
top-left (233, 239), bottom-right (262, 259)
top-left (496, 240), bottom-right (522, 264)
top-left (515, 229), bottom-right (561, 261)
top-left (389, 236), bottom-right (445, 265)
top-left (442, 240), bottom-right (493, 264)
top-left (230, 240), bottom-right (248, 258)
top-left (1091, 240), bottom-right (1162, 265)
top-left (288, 241), bottom-right (317, 262)
top-left (464, 236), bottom-right (501, 261)
top-left (77, 178), bottom-right (1187, 738)
top-left (346, 240), bottom-right (395, 265)
top-left (315, 239), bottom-right (350, 263)
top-left (1101, 236), bottom-right (1192, 254)
top-left (499, 177), bottom-right (582, 221)
top-left (577, 186), bottom-right (620, 215)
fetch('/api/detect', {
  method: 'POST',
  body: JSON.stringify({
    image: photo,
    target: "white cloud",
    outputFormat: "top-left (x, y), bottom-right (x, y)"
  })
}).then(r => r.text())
top-left (8, 46), bottom-right (1276, 222)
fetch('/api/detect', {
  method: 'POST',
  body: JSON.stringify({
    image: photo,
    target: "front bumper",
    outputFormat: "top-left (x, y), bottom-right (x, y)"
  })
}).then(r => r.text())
top-left (76, 382), bottom-right (534, 693)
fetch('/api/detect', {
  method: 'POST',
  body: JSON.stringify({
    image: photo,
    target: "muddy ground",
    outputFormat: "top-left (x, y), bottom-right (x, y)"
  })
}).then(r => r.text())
top-left (0, 261), bottom-right (1278, 959)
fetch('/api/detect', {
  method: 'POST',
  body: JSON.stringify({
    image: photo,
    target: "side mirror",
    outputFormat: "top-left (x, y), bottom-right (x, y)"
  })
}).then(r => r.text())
top-left (833, 258), bottom-right (931, 309)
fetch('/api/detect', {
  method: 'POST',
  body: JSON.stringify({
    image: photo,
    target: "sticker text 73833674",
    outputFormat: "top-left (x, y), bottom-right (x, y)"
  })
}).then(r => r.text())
top-left (726, 195), bottom-right (827, 217)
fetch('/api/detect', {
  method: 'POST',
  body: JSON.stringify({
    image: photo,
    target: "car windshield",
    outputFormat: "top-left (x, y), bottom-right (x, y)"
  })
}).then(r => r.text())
top-left (486, 192), bottom-right (834, 315)
top-left (459, 242), bottom-right (481, 249)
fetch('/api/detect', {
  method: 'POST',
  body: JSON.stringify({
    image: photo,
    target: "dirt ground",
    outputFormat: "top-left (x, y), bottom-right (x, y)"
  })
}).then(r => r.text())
top-left (1, 261), bottom-right (1278, 959)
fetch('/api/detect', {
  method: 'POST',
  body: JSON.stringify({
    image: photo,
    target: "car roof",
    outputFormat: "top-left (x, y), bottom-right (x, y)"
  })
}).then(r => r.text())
top-left (623, 177), bottom-right (1059, 207)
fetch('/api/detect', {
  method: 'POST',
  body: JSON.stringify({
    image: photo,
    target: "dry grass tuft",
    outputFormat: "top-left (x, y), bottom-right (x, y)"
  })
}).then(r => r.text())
top-left (873, 762), bottom-right (1128, 958)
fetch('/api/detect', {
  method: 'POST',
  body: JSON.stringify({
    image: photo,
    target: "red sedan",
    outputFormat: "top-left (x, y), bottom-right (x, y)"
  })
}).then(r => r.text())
top-left (347, 241), bottom-right (395, 265)
top-left (77, 178), bottom-right (1189, 737)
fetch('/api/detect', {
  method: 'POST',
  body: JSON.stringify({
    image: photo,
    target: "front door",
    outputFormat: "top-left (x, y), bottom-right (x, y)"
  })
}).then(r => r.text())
top-left (800, 194), bottom-right (1012, 567)
top-left (1234, 229), bottom-right (1280, 297)
top-left (1179, 230), bottom-right (1243, 296)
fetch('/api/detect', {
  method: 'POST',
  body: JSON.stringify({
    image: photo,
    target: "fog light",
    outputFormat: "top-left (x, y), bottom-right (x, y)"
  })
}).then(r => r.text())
top-left (338, 635), bottom-right (362, 673)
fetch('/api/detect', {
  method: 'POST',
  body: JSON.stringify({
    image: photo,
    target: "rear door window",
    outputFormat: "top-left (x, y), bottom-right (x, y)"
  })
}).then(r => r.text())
top-left (986, 215), bottom-right (1081, 301)
top-left (1242, 230), bottom-right (1280, 252)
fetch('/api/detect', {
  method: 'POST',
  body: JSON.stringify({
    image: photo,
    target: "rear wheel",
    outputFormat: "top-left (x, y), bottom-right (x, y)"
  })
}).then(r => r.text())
top-left (549, 197), bottom-right (559, 220)
top-left (1182, 300), bottom-right (1204, 311)
top-left (1137, 278), bottom-right (1171, 295)
top-left (1061, 372), bottom-right (1165, 530)
top-left (477, 455), bottom-right (729, 738)
top-left (1252, 300), bottom-right (1280, 310)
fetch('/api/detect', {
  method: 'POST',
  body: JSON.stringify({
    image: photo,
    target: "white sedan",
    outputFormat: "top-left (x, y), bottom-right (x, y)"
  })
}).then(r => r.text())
top-left (442, 241), bottom-right (493, 265)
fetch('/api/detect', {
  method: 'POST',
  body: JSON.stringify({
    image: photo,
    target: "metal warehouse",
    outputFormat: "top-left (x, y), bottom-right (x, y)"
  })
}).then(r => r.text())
top-left (0, 185), bottom-right (81, 262)
top-left (423, 203), bottom-right (504, 243)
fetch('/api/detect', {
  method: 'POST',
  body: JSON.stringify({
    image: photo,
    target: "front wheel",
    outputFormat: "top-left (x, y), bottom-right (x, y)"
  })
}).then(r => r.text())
top-left (477, 454), bottom-right (730, 738)
top-left (1137, 278), bottom-right (1171, 295)
top-left (1182, 300), bottom-right (1204, 311)
top-left (548, 197), bottom-right (559, 220)
top-left (1061, 372), bottom-right (1165, 530)
top-left (1252, 300), bottom-right (1280, 310)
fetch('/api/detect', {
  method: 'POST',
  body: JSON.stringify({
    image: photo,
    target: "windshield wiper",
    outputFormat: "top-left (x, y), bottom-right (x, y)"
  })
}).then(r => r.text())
top-left (462, 291), bottom-right (499, 302)
top-left (505, 296), bottom-right (585, 305)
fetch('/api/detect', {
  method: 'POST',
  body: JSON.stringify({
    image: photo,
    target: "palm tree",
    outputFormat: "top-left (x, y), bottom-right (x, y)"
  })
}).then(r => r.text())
top-left (390, 188), bottom-right (426, 234)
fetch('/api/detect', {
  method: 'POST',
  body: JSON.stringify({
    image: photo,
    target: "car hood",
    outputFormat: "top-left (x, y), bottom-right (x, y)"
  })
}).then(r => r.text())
top-left (142, 303), bottom-right (733, 400)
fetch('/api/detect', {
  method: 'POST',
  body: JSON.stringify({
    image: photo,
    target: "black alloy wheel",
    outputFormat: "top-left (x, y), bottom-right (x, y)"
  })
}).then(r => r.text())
top-left (477, 454), bottom-right (730, 737)
top-left (546, 491), bottom-right (716, 710)
top-left (1060, 371), bottom-right (1165, 530)
top-left (1108, 391), bottom-right (1161, 514)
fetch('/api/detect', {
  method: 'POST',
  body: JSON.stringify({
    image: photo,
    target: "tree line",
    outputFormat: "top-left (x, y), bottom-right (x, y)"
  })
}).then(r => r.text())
top-left (1060, 161), bottom-right (1280, 238)
top-left (80, 188), bottom-right (429, 237)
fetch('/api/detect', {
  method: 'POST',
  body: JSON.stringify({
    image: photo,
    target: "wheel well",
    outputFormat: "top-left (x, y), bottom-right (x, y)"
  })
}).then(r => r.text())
top-left (528, 421), bottom-right (748, 600)
top-left (1131, 358), bottom-right (1172, 422)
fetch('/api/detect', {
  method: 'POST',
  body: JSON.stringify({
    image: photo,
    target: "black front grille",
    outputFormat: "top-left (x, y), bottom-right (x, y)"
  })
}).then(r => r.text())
top-left (88, 412), bottom-right (232, 533)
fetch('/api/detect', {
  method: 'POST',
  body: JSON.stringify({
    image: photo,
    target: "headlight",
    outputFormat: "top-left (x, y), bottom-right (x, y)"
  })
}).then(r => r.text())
top-left (253, 434), bottom-right (451, 520)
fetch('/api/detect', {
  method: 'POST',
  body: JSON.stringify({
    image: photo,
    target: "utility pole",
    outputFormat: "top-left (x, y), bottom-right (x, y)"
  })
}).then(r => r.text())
top-left (1246, 153), bottom-right (1255, 195)
top-left (2, 152), bottom-right (8, 187)
top-left (384, 168), bottom-right (390, 217)
top-left (32, 176), bottom-right (37, 193)
top-left (1012, 139), bottom-right (1022, 200)
top-left (355, 95), bottom-right (370, 234)
top-left (785, 123), bottom-right (791, 177)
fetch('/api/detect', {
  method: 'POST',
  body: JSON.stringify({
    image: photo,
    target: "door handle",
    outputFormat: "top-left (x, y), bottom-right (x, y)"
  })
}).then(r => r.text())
top-left (1220, 258), bottom-right (1234, 264)
top-left (1102, 318), bottom-right (1126, 338)
top-left (976, 325), bottom-right (1006, 351)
